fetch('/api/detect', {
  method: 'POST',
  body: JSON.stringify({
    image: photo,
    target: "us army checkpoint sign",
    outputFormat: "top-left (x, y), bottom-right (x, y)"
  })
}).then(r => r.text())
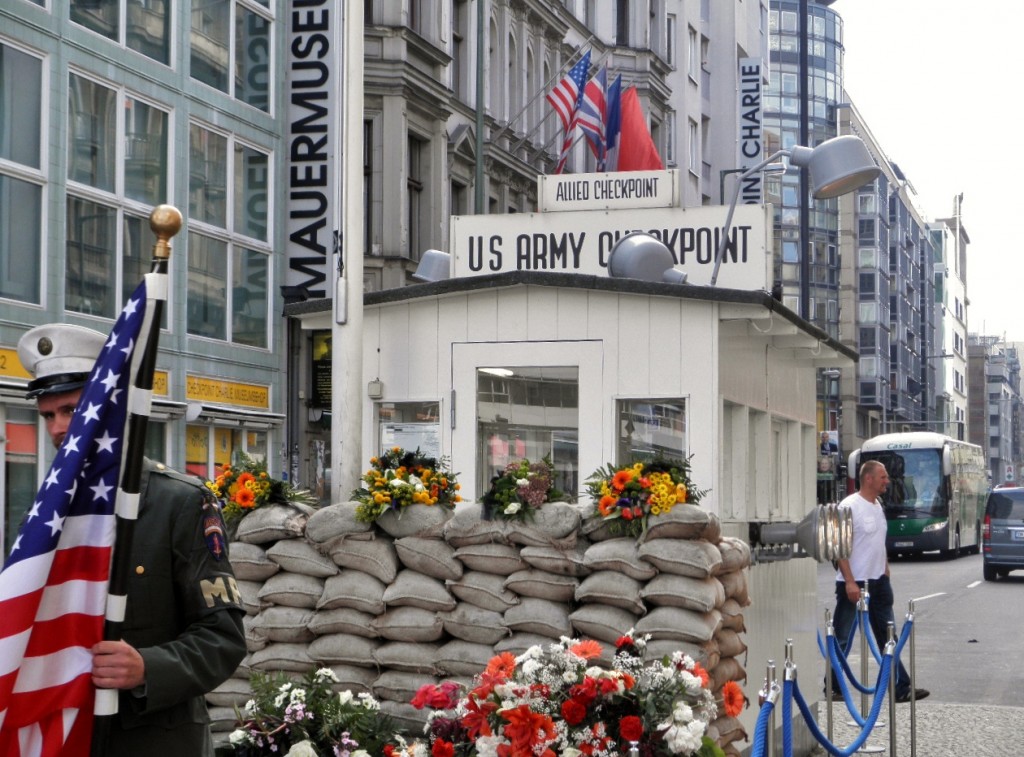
top-left (450, 204), bottom-right (772, 291)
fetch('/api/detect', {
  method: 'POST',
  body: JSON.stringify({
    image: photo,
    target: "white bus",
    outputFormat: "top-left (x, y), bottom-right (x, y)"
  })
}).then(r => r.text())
top-left (847, 432), bottom-right (988, 557)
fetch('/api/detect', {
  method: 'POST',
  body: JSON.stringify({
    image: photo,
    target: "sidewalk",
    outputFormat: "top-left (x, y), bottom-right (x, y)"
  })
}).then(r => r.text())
top-left (808, 700), bottom-right (1024, 756)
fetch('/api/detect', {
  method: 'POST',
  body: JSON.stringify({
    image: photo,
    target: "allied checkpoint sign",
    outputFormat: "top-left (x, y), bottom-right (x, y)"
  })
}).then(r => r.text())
top-left (450, 201), bottom-right (773, 290)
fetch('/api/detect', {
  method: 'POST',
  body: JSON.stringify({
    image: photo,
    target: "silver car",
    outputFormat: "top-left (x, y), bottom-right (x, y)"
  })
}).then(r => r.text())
top-left (983, 486), bottom-right (1024, 581)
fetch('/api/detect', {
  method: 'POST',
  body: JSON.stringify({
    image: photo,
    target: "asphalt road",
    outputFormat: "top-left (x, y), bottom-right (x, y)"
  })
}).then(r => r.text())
top-left (800, 550), bottom-right (1024, 756)
top-left (815, 550), bottom-right (1023, 706)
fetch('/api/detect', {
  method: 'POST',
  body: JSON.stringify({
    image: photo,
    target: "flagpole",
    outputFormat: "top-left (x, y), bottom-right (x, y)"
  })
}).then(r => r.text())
top-left (91, 205), bottom-right (180, 756)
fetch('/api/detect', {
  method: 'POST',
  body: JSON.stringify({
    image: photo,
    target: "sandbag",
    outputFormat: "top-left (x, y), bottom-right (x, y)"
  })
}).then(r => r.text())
top-left (452, 543), bottom-right (526, 575)
top-left (309, 607), bottom-right (379, 638)
top-left (719, 569), bottom-right (751, 606)
top-left (519, 544), bottom-right (589, 577)
top-left (236, 578), bottom-right (264, 615)
top-left (434, 640), bottom-right (496, 676)
top-left (582, 538), bottom-right (657, 581)
top-left (378, 700), bottom-right (430, 734)
top-left (443, 502), bottom-right (511, 546)
top-left (305, 502), bottom-right (374, 544)
top-left (317, 570), bottom-right (387, 615)
top-left (249, 642), bottom-right (317, 672)
top-left (243, 614), bottom-right (268, 652)
top-left (506, 502), bottom-right (582, 547)
top-left (372, 641), bottom-right (440, 674)
top-left (643, 638), bottom-right (720, 670)
top-left (229, 542), bottom-right (280, 581)
top-left (383, 570), bottom-right (457, 612)
top-left (642, 505), bottom-right (719, 542)
top-left (495, 633), bottom-right (556, 656)
top-left (638, 539), bottom-right (723, 578)
top-left (307, 633), bottom-right (379, 667)
top-left (205, 677), bottom-right (253, 708)
top-left (370, 606), bottom-right (444, 642)
top-left (439, 604), bottom-right (508, 645)
top-left (257, 572), bottom-right (324, 609)
top-left (372, 670), bottom-right (439, 704)
top-left (251, 606), bottom-right (316, 643)
top-left (718, 537), bottom-right (752, 572)
top-left (235, 503), bottom-right (313, 544)
top-left (635, 607), bottom-right (722, 643)
top-left (719, 598), bottom-right (747, 631)
top-left (376, 503), bottom-right (452, 539)
top-left (569, 604), bottom-right (639, 644)
top-left (714, 628), bottom-right (748, 659)
top-left (328, 664), bottom-right (378, 694)
top-left (446, 571), bottom-right (519, 612)
top-left (394, 536), bottom-right (463, 580)
top-left (324, 536), bottom-right (400, 584)
top-left (640, 574), bottom-right (725, 613)
top-left (503, 569), bottom-right (578, 603)
top-left (266, 539), bottom-right (339, 578)
top-left (709, 715), bottom-right (747, 748)
top-left (504, 597), bottom-right (572, 639)
top-left (575, 572), bottom-right (645, 615)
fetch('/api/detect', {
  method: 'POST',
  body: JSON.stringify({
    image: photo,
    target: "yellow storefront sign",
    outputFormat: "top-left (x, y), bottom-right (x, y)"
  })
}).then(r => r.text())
top-left (0, 347), bottom-right (32, 380)
top-left (186, 374), bottom-right (269, 409)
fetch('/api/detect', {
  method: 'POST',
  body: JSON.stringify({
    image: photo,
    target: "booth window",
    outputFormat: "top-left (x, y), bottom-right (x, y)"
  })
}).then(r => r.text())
top-left (376, 402), bottom-right (441, 458)
top-left (616, 399), bottom-right (688, 463)
top-left (185, 423), bottom-right (269, 479)
top-left (476, 367), bottom-right (579, 501)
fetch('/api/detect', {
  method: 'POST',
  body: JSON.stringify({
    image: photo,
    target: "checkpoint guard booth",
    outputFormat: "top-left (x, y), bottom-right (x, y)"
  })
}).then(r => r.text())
top-left (284, 171), bottom-right (857, 750)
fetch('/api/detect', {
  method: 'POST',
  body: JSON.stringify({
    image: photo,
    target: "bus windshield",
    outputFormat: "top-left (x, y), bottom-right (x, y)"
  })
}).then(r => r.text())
top-left (862, 449), bottom-right (944, 516)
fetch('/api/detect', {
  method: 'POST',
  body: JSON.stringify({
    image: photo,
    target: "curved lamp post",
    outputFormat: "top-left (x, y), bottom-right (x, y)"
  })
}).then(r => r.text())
top-left (710, 134), bottom-right (882, 287)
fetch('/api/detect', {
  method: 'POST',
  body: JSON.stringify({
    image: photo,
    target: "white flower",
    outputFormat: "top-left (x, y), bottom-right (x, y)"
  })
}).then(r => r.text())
top-left (505, 502), bottom-right (521, 514)
top-left (229, 729), bottom-right (250, 745)
top-left (243, 698), bottom-right (256, 715)
top-left (315, 667), bottom-right (339, 683)
top-left (357, 692), bottom-right (380, 710)
top-left (476, 735), bottom-right (506, 757)
top-left (562, 671), bottom-right (577, 683)
top-left (390, 478), bottom-right (409, 488)
top-left (516, 478), bottom-right (530, 487)
top-left (285, 740), bottom-right (318, 757)
top-left (352, 752), bottom-right (371, 757)
top-left (338, 690), bottom-right (354, 705)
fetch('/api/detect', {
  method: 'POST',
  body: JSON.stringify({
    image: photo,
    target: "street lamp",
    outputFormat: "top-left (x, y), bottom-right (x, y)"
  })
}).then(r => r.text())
top-left (710, 135), bottom-right (881, 287)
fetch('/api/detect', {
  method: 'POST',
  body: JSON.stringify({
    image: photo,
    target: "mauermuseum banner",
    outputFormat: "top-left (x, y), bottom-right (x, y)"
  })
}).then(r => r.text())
top-left (450, 204), bottom-right (772, 290)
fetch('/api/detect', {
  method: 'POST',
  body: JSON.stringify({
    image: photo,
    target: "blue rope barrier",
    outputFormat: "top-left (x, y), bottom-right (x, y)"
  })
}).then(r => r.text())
top-left (859, 604), bottom-right (883, 664)
top-left (792, 654), bottom-right (893, 757)
top-left (828, 634), bottom-right (874, 697)
top-left (782, 677), bottom-right (794, 757)
top-left (748, 693), bottom-right (775, 757)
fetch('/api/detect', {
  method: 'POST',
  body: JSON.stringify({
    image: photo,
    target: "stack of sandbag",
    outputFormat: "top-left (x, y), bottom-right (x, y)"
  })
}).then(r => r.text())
top-left (211, 499), bottom-right (751, 751)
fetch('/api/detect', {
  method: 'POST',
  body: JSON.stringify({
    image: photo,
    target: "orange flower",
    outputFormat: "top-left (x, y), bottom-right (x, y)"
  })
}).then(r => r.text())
top-left (569, 639), bottom-right (603, 660)
top-left (722, 680), bottom-right (745, 717)
top-left (691, 662), bottom-right (710, 688)
top-left (500, 705), bottom-right (556, 753)
top-left (234, 488), bottom-right (256, 509)
top-left (598, 495), bottom-right (618, 516)
top-left (236, 472), bottom-right (256, 489)
top-left (485, 652), bottom-right (517, 680)
top-left (611, 469), bottom-right (634, 491)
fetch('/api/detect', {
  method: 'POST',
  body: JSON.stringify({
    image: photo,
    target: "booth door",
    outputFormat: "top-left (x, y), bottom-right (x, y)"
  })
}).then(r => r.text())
top-left (450, 341), bottom-right (604, 504)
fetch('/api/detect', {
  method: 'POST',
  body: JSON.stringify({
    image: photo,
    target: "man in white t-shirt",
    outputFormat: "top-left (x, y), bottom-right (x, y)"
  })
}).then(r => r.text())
top-left (830, 460), bottom-right (929, 703)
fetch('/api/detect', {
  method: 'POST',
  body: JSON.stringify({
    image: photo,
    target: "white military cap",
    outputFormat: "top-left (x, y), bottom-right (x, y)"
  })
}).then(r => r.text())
top-left (17, 324), bottom-right (106, 399)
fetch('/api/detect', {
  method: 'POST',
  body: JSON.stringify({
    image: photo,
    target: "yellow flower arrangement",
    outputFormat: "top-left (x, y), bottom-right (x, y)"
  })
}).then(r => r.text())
top-left (352, 447), bottom-right (461, 523)
top-left (206, 453), bottom-right (315, 524)
top-left (585, 456), bottom-right (705, 538)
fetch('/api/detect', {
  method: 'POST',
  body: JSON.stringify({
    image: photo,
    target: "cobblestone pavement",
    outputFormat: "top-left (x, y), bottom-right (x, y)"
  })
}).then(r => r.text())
top-left (806, 701), bottom-right (1023, 756)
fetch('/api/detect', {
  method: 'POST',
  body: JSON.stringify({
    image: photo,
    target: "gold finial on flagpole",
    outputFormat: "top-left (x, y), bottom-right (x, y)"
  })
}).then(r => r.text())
top-left (149, 204), bottom-right (183, 260)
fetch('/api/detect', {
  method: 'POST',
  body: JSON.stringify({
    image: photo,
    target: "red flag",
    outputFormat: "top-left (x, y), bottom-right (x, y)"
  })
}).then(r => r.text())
top-left (0, 279), bottom-right (152, 755)
top-left (616, 86), bottom-right (663, 172)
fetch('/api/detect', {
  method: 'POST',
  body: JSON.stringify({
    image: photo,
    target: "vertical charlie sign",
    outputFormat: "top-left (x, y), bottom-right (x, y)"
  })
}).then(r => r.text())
top-left (737, 57), bottom-right (764, 204)
top-left (286, 0), bottom-right (343, 299)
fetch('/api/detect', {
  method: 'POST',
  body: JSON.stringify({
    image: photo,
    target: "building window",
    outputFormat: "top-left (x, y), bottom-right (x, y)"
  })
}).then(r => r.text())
top-left (615, 1), bottom-right (629, 45)
top-left (617, 399), bottom-right (687, 463)
top-left (688, 26), bottom-right (698, 79)
top-left (364, 120), bottom-right (374, 254)
top-left (688, 118), bottom-right (698, 174)
top-left (0, 42), bottom-right (44, 304)
top-left (666, 14), bottom-right (677, 66)
top-left (187, 124), bottom-right (271, 347)
top-left (185, 423), bottom-right (268, 479)
top-left (190, 0), bottom-right (272, 112)
top-left (407, 134), bottom-right (427, 259)
top-left (452, 0), bottom-right (469, 99)
top-left (71, 0), bottom-right (171, 64)
top-left (665, 110), bottom-right (676, 166)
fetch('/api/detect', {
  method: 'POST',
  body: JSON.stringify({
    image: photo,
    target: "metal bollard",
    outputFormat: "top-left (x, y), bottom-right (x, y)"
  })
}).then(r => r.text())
top-left (887, 622), bottom-right (897, 757)
top-left (858, 587), bottom-right (869, 717)
top-left (908, 600), bottom-right (917, 757)
top-left (823, 612), bottom-right (834, 743)
top-left (766, 660), bottom-right (777, 757)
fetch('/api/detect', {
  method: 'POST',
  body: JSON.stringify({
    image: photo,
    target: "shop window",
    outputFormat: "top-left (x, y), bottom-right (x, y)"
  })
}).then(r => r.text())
top-left (186, 422), bottom-right (269, 479)
top-left (71, 0), bottom-right (171, 64)
top-left (617, 399), bottom-right (687, 463)
top-left (476, 367), bottom-right (578, 501)
top-left (376, 402), bottom-right (442, 457)
top-left (3, 408), bottom-right (39, 555)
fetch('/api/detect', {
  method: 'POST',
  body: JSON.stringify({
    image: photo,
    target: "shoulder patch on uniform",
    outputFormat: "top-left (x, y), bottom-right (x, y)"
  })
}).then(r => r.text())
top-left (202, 499), bottom-right (228, 561)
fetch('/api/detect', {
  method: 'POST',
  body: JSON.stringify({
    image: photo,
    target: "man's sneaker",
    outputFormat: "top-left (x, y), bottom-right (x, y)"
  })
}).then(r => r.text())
top-left (895, 688), bottom-right (930, 703)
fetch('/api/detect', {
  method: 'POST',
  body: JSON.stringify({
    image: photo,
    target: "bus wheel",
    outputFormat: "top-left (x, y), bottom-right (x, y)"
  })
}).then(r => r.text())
top-left (984, 563), bottom-right (997, 581)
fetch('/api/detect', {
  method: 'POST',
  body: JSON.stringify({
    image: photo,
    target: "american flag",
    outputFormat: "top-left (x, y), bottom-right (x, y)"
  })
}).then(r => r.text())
top-left (0, 279), bottom-right (151, 755)
top-left (578, 66), bottom-right (608, 170)
top-left (545, 49), bottom-right (591, 174)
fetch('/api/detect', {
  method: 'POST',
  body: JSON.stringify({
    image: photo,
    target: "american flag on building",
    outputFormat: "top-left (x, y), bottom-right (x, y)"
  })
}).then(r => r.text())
top-left (0, 280), bottom-right (151, 755)
top-left (545, 49), bottom-right (592, 174)
top-left (577, 66), bottom-right (608, 170)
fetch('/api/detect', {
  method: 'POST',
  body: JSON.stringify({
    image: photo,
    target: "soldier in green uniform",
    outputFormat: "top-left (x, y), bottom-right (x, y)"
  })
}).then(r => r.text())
top-left (18, 324), bottom-right (246, 756)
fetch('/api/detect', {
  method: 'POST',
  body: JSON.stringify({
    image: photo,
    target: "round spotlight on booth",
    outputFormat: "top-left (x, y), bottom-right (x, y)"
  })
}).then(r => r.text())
top-left (412, 249), bottom-right (452, 283)
top-left (607, 232), bottom-right (687, 284)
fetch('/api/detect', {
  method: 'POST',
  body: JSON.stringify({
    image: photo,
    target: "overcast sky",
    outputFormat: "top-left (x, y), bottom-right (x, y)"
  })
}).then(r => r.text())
top-left (831, 0), bottom-right (1022, 342)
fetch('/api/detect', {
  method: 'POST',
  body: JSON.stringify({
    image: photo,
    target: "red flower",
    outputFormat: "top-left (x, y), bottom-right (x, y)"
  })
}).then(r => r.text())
top-left (432, 740), bottom-right (455, 757)
top-left (501, 705), bottom-right (556, 752)
top-left (619, 715), bottom-right (644, 742)
top-left (615, 635), bottom-right (635, 649)
top-left (383, 746), bottom-right (395, 757)
top-left (569, 678), bottom-right (598, 705)
top-left (722, 680), bottom-right (746, 717)
top-left (632, 506), bottom-right (643, 518)
top-left (561, 698), bottom-right (588, 725)
top-left (569, 639), bottom-right (603, 660)
top-left (598, 677), bottom-right (620, 695)
top-left (461, 696), bottom-right (496, 739)
top-left (411, 682), bottom-right (461, 710)
top-left (622, 508), bottom-right (634, 520)
top-left (691, 662), bottom-right (711, 688)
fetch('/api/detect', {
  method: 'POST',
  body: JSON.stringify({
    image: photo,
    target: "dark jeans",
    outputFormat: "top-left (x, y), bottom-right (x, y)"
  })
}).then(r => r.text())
top-left (832, 574), bottom-right (912, 697)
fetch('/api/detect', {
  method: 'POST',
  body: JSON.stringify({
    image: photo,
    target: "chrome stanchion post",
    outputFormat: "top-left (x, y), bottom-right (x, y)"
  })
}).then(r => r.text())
top-left (767, 660), bottom-right (777, 757)
top-left (825, 612), bottom-right (835, 743)
top-left (908, 600), bottom-right (917, 757)
top-left (858, 586), bottom-right (869, 717)
top-left (887, 622), bottom-right (897, 757)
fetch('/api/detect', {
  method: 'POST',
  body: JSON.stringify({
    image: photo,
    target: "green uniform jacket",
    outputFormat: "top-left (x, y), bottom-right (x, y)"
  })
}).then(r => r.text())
top-left (95, 460), bottom-right (246, 756)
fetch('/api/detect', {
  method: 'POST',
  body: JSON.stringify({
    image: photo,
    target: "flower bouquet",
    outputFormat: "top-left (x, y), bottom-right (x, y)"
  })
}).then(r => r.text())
top-left (389, 633), bottom-right (740, 757)
top-left (352, 447), bottom-right (461, 523)
top-left (585, 456), bottom-right (706, 538)
top-left (480, 457), bottom-right (564, 521)
top-left (227, 668), bottom-right (396, 756)
top-left (206, 452), bottom-right (316, 524)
